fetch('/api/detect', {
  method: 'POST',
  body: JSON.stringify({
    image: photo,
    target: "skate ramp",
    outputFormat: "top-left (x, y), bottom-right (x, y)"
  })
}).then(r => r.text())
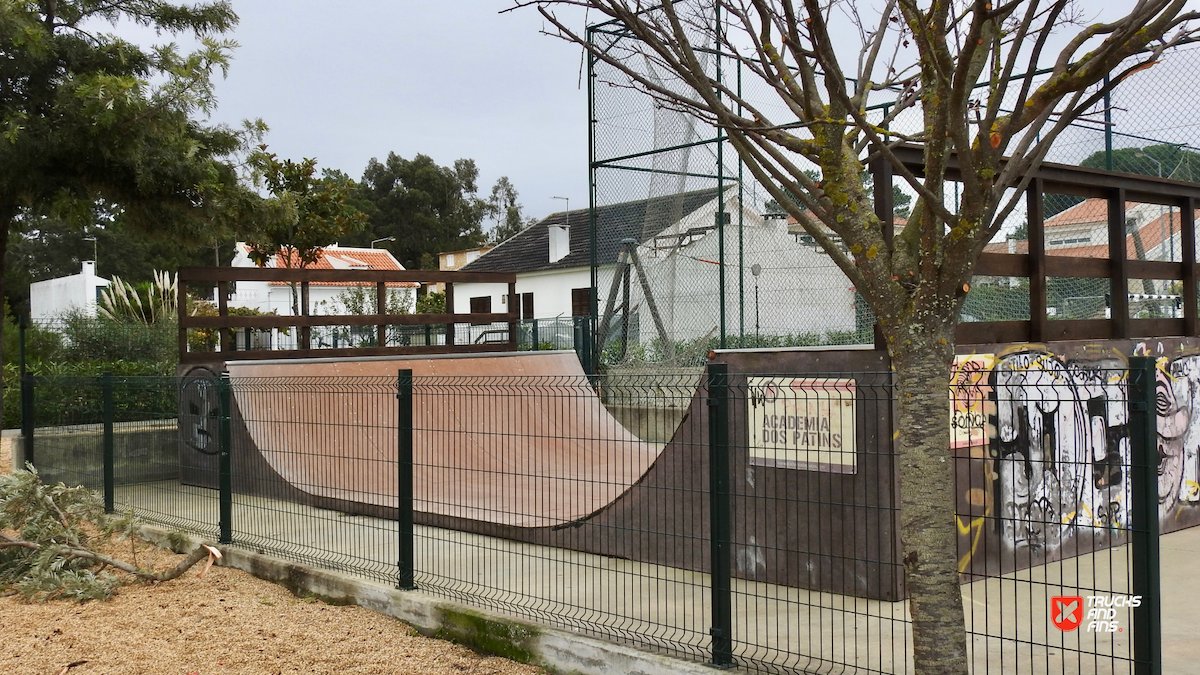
top-left (225, 351), bottom-right (662, 528)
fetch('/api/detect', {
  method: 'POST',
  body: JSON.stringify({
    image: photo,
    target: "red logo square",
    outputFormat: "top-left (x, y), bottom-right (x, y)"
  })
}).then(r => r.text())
top-left (1051, 596), bottom-right (1084, 631)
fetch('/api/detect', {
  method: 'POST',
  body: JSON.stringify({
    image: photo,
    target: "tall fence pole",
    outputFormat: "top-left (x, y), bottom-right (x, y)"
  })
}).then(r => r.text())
top-left (1128, 356), bottom-right (1161, 675)
top-left (396, 368), bottom-right (416, 590)
top-left (20, 368), bottom-right (33, 470)
top-left (217, 371), bottom-right (233, 545)
top-left (707, 362), bottom-right (734, 667)
top-left (102, 372), bottom-right (115, 513)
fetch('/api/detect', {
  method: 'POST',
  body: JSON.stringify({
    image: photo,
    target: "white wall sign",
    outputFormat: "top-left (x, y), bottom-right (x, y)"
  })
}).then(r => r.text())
top-left (747, 377), bottom-right (857, 473)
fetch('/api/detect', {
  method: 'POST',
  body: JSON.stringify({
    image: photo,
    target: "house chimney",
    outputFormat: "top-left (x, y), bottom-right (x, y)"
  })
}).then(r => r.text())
top-left (549, 224), bottom-right (570, 263)
top-left (82, 261), bottom-right (96, 276)
top-left (1007, 238), bottom-right (1016, 254)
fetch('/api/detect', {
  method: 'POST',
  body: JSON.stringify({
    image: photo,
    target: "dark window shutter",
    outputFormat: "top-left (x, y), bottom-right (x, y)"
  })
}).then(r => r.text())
top-left (522, 292), bottom-right (535, 320)
top-left (571, 288), bottom-right (592, 317)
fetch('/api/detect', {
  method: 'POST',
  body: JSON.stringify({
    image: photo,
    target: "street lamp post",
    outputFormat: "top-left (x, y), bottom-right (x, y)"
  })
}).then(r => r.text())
top-left (751, 263), bottom-right (762, 338)
top-left (371, 236), bottom-right (396, 249)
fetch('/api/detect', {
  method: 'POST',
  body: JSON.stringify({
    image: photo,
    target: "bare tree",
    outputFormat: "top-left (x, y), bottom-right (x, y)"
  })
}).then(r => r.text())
top-left (510, 1), bottom-right (1199, 672)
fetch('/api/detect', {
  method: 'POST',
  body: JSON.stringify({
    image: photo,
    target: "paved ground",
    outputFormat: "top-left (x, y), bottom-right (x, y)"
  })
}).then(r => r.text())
top-left (1158, 525), bottom-right (1200, 674)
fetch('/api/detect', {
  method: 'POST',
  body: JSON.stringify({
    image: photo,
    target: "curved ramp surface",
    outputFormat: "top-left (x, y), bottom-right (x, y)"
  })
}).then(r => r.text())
top-left (226, 352), bottom-right (662, 528)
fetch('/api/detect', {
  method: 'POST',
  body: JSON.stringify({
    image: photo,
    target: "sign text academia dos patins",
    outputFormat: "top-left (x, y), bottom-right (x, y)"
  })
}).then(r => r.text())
top-left (748, 377), bottom-right (857, 473)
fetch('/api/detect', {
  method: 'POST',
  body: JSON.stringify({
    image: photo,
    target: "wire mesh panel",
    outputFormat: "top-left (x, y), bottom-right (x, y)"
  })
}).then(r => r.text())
top-left (411, 371), bottom-right (714, 662)
top-left (115, 376), bottom-right (218, 539)
top-left (726, 372), bottom-right (909, 674)
top-left (25, 376), bottom-right (105, 489)
top-left (16, 361), bottom-right (1162, 674)
top-left (221, 376), bottom-right (401, 585)
top-left (955, 357), bottom-right (1140, 674)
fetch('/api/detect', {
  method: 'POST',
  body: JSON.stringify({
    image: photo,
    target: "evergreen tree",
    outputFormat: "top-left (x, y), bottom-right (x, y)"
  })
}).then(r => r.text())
top-left (0, 0), bottom-right (262, 364)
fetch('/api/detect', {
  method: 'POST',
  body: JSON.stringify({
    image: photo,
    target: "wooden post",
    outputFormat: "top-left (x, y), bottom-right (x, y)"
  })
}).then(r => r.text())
top-left (445, 282), bottom-right (455, 346)
top-left (300, 281), bottom-right (311, 350)
top-left (1027, 179), bottom-right (1047, 342)
top-left (217, 281), bottom-right (231, 353)
top-left (377, 282), bottom-right (387, 347)
top-left (1181, 197), bottom-right (1197, 336)
top-left (177, 277), bottom-right (189, 360)
top-left (1109, 188), bottom-right (1129, 339)
top-left (508, 281), bottom-right (518, 349)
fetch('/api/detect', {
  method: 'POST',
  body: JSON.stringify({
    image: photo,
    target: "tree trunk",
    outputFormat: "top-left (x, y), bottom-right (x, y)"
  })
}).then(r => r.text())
top-left (891, 330), bottom-right (969, 675)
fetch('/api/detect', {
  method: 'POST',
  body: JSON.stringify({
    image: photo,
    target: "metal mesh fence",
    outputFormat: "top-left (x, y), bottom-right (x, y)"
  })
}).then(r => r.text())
top-left (15, 364), bottom-right (1165, 674)
top-left (589, 8), bottom-right (1200, 361)
top-left (589, 11), bottom-right (871, 365)
top-left (25, 375), bottom-right (219, 540)
top-left (955, 360), bottom-right (1142, 674)
top-left (411, 372), bottom-right (710, 660)
top-left (221, 376), bottom-right (401, 584)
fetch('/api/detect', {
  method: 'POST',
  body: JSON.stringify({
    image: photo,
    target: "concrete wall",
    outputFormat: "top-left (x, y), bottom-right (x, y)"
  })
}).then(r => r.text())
top-left (16, 420), bottom-right (179, 487)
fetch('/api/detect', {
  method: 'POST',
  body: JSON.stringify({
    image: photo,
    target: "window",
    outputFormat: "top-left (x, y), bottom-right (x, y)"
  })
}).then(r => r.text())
top-left (521, 292), bottom-right (534, 320)
top-left (571, 288), bottom-right (592, 317)
top-left (1049, 236), bottom-right (1091, 247)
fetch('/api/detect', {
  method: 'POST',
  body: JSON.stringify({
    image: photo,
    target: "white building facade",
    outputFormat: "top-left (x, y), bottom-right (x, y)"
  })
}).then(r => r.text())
top-left (30, 261), bottom-right (110, 322)
top-left (228, 243), bottom-right (417, 316)
top-left (454, 188), bottom-right (858, 351)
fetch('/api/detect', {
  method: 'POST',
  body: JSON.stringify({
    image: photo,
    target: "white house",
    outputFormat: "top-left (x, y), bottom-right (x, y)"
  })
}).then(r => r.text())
top-left (228, 243), bottom-right (418, 316)
top-left (455, 188), bottom-right (858, 350)
top-left (454, 189), bottom-right (723, 345)
top-left (983, 197), bottom-right (1200, 318)
top-left (637, 203), bottom-right (857, 342)
top-left (987, 198), bottom-right (1196, 263)
top-left (30, 261), bottom-right (110, 323)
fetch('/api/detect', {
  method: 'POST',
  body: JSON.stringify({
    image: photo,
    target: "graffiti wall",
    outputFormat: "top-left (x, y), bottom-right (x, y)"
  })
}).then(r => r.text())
top-left (954, 340), bottom-right (1200, 576)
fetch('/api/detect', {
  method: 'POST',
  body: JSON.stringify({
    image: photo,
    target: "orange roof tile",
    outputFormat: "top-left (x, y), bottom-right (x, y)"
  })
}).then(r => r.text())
top-left (984, 207), bottom-right (1198, 259)
top-left (244, 244), bottom-right (420, 288)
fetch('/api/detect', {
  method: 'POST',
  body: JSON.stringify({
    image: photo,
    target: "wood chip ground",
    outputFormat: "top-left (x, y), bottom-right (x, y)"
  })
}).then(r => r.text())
top-left (0, 439), bottom-right (545, 675)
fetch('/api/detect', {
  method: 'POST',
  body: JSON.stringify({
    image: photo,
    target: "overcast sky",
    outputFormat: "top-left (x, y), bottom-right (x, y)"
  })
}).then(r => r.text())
top-left (120, 0), bottom-right (1196, 236)
top-left (195, 2), bottom-right (591, 227)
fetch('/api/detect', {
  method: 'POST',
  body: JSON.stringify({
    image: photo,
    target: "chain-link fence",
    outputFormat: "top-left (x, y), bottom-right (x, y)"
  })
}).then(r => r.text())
top-left (588, 7), bottom-right (1200, 365)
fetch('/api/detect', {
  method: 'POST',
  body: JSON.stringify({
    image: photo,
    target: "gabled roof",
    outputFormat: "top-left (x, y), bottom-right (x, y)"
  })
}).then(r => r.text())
top-left (234, 243), bottom-right (419, 287)
top-left (1044, 198), bottom-right (1117, 227)
top-left (462, 188), bottom-right (721, 274)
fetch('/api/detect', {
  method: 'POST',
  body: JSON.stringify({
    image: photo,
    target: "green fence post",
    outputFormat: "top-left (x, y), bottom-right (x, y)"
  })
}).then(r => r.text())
top-left (707, 362), bottom-right (733, 667)
top-left (573, 318), bottom-right (584, 365)
top-left (217, 371), bottom-right (233, 545)
top-left (20, 370), bottom-right (33, 470)
top-left (1128, 356), bottom-right (1161, 675)
top-left (532, 319), bottom-right (540, 351)
top-left (102, 371), bottom-right (114, 513)
top-left (396, 369), bottom-right (415, 590)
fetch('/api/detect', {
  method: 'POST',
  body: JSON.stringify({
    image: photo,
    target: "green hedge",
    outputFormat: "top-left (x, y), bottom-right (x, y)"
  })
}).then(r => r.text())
top-left (3, 361), bottom-right (175, 429)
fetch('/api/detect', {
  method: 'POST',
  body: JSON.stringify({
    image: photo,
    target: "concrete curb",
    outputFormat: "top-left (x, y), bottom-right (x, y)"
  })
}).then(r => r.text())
top-left (139, 525), bottom-right (720, 675)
